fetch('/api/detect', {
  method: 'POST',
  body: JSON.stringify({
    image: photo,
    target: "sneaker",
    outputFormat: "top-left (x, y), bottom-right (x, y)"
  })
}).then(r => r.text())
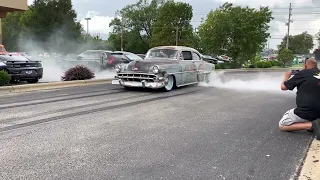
top-left (311, 119), bottom-right (320, 140)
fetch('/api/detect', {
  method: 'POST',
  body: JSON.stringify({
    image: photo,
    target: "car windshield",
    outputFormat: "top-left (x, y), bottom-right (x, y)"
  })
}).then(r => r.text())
top-left (124, 53), bottom-right (143, 61)
top-left (79, 51), bottom-right (103, 58)
top-left (145, 49), bottom-right (179, 59)
top-left (111, 54), bottom-right (125, 59)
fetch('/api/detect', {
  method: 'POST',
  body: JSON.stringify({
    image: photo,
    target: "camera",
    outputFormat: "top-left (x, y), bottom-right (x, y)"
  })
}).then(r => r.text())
top-left (291, 69), bottom-right (300, 75)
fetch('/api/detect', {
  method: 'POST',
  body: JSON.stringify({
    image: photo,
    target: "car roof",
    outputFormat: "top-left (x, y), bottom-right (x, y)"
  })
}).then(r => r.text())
top-left (149, 46), bottom-right (199, 52)
top-left (111, 51), bottom-right (134, 54)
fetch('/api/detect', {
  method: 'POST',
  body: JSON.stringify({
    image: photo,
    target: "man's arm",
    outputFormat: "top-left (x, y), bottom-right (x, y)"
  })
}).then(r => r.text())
top-left (281, 71), bottom-right (292, 91)
top-left (281, 71), bottom-right (304, 91)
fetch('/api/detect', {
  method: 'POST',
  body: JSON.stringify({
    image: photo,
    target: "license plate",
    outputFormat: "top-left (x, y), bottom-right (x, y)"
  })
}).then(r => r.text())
top-left (24, 70), bottom-right (33, 74)
top-left (112, 80), bottom-right (119, 84)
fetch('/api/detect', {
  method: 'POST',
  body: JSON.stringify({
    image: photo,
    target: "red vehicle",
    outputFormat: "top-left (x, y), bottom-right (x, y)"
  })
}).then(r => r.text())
top-left (0, 44), bottom-right (8, 55)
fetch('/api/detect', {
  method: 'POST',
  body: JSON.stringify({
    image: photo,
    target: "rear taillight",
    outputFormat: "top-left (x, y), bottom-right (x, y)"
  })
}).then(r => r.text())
top-left (108, 56), bottom-right (114, 64)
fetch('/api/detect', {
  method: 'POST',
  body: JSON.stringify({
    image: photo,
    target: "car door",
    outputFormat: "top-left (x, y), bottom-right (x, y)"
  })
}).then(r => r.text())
top-left (180, 50), bottom-right (198, 84)
top-left (192, 51), bottom-right (205, 77)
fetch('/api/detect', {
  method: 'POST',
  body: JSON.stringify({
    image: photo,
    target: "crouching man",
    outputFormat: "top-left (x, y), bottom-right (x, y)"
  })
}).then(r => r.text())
top-left (279, 58), bottom-right (320, 140)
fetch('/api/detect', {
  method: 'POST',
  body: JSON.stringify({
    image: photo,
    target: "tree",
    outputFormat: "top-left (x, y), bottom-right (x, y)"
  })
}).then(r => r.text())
top-left (107, 30), bottom-right (149, 53)
top-left (150, 0), bottom-right (194, 47)
top-left (198, 2), bottom-right (273, 65)
top-left (109, 0), bottom-right (164, 50)
top-left (277, 48), bottom-right (295, 67)
top-left (19, 0), bottom-right (83, 53)
top-left (277, 31), bottom-right (314, 54)
top-left (1, 12), bottom-right (25, 51)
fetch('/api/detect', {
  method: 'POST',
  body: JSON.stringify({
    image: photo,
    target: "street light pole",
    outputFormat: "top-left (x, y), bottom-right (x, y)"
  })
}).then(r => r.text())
top-left (84, 18), bottom-right (91, 35)
top-left (115, 11), bottom-right (124, 51)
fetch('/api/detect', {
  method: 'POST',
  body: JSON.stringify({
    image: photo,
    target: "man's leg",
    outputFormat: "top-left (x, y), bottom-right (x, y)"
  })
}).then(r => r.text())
top-left (279, 109), bottom-right (312, 132)
top-left (317, 60), bottom-right (320, 69)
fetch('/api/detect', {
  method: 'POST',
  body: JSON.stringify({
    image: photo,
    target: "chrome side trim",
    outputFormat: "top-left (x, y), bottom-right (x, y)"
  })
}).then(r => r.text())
top-left (176, 82), bottom-right (198, 87)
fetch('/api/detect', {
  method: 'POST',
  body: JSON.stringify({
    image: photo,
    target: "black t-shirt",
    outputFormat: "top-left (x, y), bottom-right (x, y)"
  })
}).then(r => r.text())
top-left (284, 67), bottom-right (320, 120)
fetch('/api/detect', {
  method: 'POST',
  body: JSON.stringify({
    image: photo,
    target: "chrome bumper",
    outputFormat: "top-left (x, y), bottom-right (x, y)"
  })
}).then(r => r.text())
top-left (112, 74), bottom-right (168, 89)
top-left (113, 79), bottom-right (167, 89)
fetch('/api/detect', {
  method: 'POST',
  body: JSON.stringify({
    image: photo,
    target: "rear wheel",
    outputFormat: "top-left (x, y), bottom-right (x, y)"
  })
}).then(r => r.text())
top-left (203, 73), bottom-right (210, 83)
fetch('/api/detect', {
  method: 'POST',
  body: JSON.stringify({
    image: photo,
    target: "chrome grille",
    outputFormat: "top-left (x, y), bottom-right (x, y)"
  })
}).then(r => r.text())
top-left (118, 73), bottom-right (156, 82)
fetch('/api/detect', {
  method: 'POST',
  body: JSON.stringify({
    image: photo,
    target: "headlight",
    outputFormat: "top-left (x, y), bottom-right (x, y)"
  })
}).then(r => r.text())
top-left (152, 66), bottom-right (159, 74)
top-left (115, 65), bottom-right (121, 73)
top-left (0, 62), bottom-right (6, 66)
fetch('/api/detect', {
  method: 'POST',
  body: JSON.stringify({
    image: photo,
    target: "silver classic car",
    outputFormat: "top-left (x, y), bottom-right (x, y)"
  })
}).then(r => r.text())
top-left (111, 46), bottom-right (215, 91)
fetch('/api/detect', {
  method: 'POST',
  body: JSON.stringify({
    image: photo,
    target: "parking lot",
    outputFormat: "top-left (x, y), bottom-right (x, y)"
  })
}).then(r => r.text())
top-left (0, 71), bottom-right (313, 179)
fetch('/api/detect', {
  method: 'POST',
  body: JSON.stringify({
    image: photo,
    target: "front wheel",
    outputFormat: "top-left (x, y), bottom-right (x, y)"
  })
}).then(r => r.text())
top-left (163, 75), bottom-right (175, 91)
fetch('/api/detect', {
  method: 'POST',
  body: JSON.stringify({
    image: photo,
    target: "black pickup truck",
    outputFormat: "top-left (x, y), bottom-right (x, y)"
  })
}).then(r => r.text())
top-left (0, 54), bottom-right (43, 83)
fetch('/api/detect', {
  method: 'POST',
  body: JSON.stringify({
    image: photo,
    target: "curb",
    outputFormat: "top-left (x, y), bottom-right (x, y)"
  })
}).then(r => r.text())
top-left (297, 139), bottom-right (320, 180)
top-left (0, 78), bottom-right (113, 94)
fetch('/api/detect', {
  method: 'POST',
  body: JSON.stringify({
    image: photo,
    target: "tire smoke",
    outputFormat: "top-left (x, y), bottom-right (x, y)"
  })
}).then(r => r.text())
top-left (14, 27), bottom-right (117, 83)
top-left (199, 70), bottom-right (297, 94)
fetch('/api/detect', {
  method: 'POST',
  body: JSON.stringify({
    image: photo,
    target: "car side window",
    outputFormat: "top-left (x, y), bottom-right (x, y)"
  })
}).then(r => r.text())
top-left (182, 51), bottom-right (192, 60)
top-left (192, 52), bottom-right (201, 60)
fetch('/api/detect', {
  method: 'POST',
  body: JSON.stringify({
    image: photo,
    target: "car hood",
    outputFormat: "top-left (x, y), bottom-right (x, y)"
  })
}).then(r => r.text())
top-left (126, 59), bottom-right (178, 72)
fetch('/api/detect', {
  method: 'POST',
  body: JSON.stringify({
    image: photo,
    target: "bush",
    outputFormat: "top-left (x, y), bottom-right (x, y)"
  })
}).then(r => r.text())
top-left (0, 70), bottom-right (11, 86)
top-left (277, 48), bottom-right (295, 67)
top-left (254, 61), bottom-right (273, 68)
top-left (61, 65), bottom-right (95, 81)
top-left (215, 62), bottom-right (242, 69)
top-left (269, 60), bottom-right (280, 67)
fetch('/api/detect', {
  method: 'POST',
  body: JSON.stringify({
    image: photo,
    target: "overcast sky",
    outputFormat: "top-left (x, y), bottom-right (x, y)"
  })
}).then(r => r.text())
top-left (27, 0), bottom-right (320, 50)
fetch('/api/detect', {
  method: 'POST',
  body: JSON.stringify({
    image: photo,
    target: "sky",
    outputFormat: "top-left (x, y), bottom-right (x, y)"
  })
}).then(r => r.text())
top-left (27, 0), bottom-right (320, 51)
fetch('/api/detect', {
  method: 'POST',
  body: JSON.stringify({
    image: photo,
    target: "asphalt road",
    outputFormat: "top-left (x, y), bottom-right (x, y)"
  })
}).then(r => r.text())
top-left (0, 72), bottom-right (313, 180)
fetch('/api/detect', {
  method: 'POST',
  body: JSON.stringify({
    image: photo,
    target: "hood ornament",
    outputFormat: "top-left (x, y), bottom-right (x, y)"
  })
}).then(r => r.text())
top-left (132, 67), bottom-right (138, 71)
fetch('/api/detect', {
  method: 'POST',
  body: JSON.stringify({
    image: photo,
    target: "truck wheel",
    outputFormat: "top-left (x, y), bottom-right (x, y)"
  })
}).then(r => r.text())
top-left (27, 79), bottom-right (39, 84)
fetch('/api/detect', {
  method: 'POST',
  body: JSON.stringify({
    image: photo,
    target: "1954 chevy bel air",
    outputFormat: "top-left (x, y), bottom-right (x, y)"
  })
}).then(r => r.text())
top-left (111, 46), bottom-right (215, 91)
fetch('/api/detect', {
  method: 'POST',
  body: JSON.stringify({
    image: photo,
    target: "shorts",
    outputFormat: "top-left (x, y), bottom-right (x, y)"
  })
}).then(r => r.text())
top-left (279, 108), bottom-right (309, 127)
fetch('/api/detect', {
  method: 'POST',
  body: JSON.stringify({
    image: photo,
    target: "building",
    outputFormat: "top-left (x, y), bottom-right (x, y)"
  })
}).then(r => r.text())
top-left (0, 0), bottom-right (28, 44)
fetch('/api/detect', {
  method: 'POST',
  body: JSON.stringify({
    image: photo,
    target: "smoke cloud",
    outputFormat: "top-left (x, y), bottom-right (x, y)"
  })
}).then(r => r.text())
top-left (15, 25), bottom-right (116, 82)
top-left (199, 70), bottom-right (297, 94)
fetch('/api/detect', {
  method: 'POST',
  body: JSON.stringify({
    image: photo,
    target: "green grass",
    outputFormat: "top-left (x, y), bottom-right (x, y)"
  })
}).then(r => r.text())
top-left (290, 64), bottom-right (303, 68)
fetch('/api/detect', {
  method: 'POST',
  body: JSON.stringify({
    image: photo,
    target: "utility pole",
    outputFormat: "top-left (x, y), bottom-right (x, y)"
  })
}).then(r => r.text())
top-left (175, 27), bottom-right (179, 46)
top-left (85, 18), bottom-right (91, 35)
top-left (120, 23), bottom-right (123, 51)
top-left (286, 3), bottom-right (292, 49)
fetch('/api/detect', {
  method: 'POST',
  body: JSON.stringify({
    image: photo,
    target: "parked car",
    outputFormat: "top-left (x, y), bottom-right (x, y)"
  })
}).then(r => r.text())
top-left (201, 54), bottom-right (218, 64)
top-left (0, 54), bottom-right (43, 83)
top-left (112, 46), bottom-right (215, 91)
top-left (109, 51), bottom-right (144, 68)
top-left (0, 44), bottom-right (8, 55)
top-left (68, 50), bottom-right (143, 70)
top-left (136, 54), bottom-right (146, 59)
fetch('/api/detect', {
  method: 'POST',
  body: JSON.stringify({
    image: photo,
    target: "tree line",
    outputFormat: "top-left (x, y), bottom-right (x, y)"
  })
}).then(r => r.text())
top-left (2, 0), bottom-right (319, 64)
